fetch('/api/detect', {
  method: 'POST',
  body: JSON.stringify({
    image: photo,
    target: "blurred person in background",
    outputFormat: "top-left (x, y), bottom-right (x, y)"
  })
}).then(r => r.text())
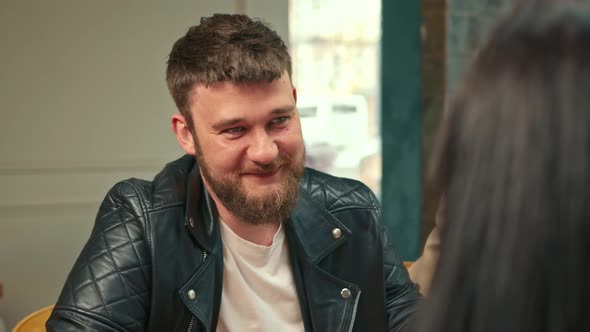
top-left (416, 0), bottom-right (590, 331)
top-left (358, 153), bottom-right (382, 199)
top-left (407, 200), bottom-right (443, 295)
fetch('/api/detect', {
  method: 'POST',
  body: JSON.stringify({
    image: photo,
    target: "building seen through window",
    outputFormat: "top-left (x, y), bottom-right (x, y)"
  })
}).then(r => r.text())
top-left (289, 0), bottom-right (382, 198)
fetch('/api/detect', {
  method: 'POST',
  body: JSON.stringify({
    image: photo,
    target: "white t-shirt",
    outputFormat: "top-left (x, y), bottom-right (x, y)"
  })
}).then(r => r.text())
top-left (217, 220), bottom-right (305, 332)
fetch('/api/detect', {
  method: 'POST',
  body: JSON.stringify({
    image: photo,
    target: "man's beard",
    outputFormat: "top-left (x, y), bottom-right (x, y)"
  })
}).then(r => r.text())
top-left (194, 141), bottom-right (304, 225)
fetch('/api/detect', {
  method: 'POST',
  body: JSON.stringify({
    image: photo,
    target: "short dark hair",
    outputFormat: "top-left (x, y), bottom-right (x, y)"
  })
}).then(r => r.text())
top-left (166, 14), bottom-right (292, 125)
top-left (419, 1), bottom-right (590, 331)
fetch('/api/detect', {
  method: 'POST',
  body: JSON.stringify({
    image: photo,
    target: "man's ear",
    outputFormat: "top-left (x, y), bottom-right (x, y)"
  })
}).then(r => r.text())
top-left (171, 113), bottom-right (196, 155)
top-left (292, 87), bottom-right (297, 103)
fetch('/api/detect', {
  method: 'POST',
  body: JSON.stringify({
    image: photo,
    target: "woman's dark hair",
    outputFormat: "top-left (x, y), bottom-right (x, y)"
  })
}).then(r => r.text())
top-left (418, 1), bottom-right (590, 331)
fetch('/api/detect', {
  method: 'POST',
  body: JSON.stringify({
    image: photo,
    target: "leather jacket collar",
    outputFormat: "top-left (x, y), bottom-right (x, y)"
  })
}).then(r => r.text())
top-left (180, 162), bottom-right (359, 332)
top-left (183, 162), bottom-right (352, 264)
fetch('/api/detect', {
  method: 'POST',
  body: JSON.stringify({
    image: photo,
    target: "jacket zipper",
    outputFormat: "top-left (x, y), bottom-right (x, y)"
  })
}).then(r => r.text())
top-left (347, 290), bottom-right (361, 332)
top-left (185, 316), bottom-right (196, 332)
top-left (185, 249), bottom-right (209, 332)
top-left (202, 249), bottom-right (208, 262)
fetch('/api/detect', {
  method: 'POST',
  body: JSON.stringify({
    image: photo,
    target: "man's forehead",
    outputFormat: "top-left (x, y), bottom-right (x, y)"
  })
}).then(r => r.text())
top-left (189, 82), bottom-right (294, 120)
top-left (191, 71), bottom-right (292, 94)
top-left (190, 79), bottom-right (292, 105)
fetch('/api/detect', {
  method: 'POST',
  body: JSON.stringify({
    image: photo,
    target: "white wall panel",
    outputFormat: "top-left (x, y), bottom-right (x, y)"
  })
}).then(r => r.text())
top-left (0, 0), bottom-right (288, 328)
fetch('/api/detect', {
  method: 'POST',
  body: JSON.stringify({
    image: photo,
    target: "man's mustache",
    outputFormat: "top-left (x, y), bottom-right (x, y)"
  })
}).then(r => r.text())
top-left (241, 155), bottom-right (292, 174)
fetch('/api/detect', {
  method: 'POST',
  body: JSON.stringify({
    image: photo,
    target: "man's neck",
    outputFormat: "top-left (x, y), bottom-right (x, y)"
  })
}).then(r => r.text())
top-left (218, 211), bottom-right (280, 247)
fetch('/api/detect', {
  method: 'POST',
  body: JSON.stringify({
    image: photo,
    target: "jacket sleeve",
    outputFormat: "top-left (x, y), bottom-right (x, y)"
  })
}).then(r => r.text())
top-left (46, 181), bottom-right (152, 332)
top-left (365, 190), bottom-right (422, 332)
top-left (379, 220), bottom-right (422, 332)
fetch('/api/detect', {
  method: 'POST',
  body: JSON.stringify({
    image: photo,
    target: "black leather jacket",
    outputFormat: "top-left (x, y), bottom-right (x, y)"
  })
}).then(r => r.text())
top-left (47, 155), bottom-right (419, 331)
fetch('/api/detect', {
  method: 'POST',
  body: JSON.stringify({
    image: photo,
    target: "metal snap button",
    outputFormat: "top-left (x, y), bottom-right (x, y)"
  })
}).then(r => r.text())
top-left (341, 288), bottom-right (351, 299)
top-left (188, 289), bottom-right (196, 300)
top-left (331, 228), bottom-right (342, 239)
top-left (189, 217), bottom-right (195, 228)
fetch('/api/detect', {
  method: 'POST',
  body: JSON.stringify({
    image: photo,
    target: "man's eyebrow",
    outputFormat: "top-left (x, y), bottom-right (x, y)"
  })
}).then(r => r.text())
top-left (211, 118), bottom-right (244, 131)
top-left (211, 106), bottom-right (295, 131)
top-left (271, 105), bottom-right (295, 115)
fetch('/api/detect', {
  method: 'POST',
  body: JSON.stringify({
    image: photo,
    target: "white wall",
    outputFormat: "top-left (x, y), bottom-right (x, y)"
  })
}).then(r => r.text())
top-left (0, 1), bottom-right (288, 328)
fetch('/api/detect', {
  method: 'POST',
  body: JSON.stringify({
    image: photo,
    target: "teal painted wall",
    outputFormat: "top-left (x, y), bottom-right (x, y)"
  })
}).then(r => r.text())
top-left (447, 0), bottom-right (510, 94)
top-left (380, 1), bottom-right (423, 261)
top-left (380, 0), bottom-right (511, 260)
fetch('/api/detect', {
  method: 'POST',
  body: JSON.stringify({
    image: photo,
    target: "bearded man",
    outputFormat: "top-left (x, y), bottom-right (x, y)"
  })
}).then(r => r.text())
top-left (47, 14), bottom-right (419, 332)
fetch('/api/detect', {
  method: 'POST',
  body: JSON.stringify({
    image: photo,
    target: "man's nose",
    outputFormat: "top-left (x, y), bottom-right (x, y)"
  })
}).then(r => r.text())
top-left (247, 131), bottom-right (279, 165)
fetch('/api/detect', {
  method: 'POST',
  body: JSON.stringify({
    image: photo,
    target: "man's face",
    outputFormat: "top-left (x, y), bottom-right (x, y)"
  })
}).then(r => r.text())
top-left (188, 72), bottom-right (305, 225)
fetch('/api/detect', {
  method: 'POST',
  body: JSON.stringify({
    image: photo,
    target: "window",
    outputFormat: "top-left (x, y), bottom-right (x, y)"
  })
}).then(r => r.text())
top-left (289, 0), bottom-right (382, 197)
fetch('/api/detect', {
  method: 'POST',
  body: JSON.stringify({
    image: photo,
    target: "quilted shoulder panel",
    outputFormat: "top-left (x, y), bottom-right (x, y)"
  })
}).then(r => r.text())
top-left (52, 181), bottom-right (152, 331)
top-left (299, 167), bottom-right (380, 213)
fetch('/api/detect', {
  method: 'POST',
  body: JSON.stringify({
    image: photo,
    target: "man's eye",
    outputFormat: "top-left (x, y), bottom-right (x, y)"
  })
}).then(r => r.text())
top-left (223, 127), bottom-right (245, 134)
top-left (271, 116), bottom-right (290, 125)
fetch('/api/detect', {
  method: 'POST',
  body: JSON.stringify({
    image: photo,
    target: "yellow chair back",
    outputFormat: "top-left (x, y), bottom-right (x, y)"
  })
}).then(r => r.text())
top-left (11, 305), bottom-right (53, 332)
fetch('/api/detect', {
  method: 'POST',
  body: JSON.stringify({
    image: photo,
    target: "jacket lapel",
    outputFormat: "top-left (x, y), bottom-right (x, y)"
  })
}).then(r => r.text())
top-left (178, 254), bottom-right (220, 332)
top-left (290, 190), bottom-right (351, 263)
top-left (180, 163), bottom-right (224, 332)
top-left (288, 190), bottom-right (361, 332)
top-left (184, 163), bottom-right (219, 254)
